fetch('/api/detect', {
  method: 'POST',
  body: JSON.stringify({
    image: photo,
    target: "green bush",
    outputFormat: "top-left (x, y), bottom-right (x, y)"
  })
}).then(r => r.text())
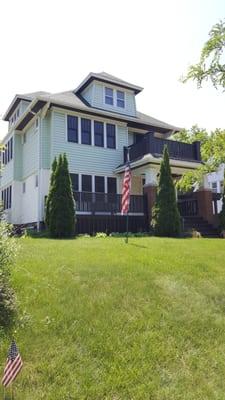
top-left (48, 154), bottom-right (76, 238)
top-left (152, 146), bottom-right (181, 237)
top-left (0, 222), bottom-right (17, 331)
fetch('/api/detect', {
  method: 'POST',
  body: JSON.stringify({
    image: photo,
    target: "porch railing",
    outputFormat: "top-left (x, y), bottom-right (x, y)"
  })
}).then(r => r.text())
top-left (124, 132), bottom-right (201, 163)
top-left (73, 192), bottom-right (146, 214)
top-left (177, 194), bottom-right (199, 217)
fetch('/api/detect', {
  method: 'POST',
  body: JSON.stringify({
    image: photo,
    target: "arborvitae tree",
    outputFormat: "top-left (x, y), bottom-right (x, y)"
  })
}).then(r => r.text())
top-left (219, 171), bottom-right (225, 231)
top-left (49, 154), bottom-right (76, 238)
top-left (152, 146), bottom-right (181, 237)
top-left (45, 157), bottom-right (58, 228)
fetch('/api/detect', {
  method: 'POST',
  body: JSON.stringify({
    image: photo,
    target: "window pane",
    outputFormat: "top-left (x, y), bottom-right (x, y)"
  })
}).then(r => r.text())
top-left (81, 118), bottom-right (91, 145)
top-left (117, 90), bottom-right (124, 100)
top-left (106, 124), bottom-right (116, 149)
top-left (70, 173), bottom-right (79, 191)
top-left (105, 87), bottom-right (113, 105)
top-left (107, 177), bottom-right (117, 194)
top-left (117, 91), bottom-right (125, 108)
top-left (82, 175), bottom-right (92, 192)
top-left (95, 176), bottom-right (105, 193)
top-left (94, 121), bottom-right (104, 147)
top-left (67, 115), bottom-right (78, 143)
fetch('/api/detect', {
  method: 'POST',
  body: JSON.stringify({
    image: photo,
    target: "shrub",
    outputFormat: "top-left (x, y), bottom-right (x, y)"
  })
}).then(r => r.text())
top-left (0, 222), bottom-right (17, 331)
top-left (152, 146), bottom-right (181, 237)
top-left (95, 232), bottom-right (107, 238)
top-left (48, 154), bottom-right (76, 238)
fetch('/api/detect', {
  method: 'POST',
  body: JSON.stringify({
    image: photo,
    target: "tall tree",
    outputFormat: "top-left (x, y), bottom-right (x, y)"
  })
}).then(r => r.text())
top-left (183, 20), bottom-right (225, 89)
top-left (49, 154), bottom-right (76, 238)
top-left (173, 126), bottom-right (225, 192)
top-left (152, 146), bottom-right (181, 237)
top-left (45, 157), bottom-right (57, 229)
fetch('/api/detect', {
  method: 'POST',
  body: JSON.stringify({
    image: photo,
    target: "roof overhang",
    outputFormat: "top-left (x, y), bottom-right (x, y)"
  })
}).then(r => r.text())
top-left (3, 95), bottom-right (32, 121)
top-left (12, 99), bottom-right (47, 131)
top-left (114, 153), bottom-right (202, 174)
top-left (75, 73), bottom-right (143, 95)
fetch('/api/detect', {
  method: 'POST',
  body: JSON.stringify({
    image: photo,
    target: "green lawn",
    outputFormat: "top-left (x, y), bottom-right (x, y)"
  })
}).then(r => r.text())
top-left (1, 237), bottom-right (225, 399)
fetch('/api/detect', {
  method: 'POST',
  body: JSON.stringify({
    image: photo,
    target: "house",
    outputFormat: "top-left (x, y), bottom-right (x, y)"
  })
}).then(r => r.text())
top-left (0, 72), bottom-right (217, 234)
top-left (206, 164), bottom-right (224, 215)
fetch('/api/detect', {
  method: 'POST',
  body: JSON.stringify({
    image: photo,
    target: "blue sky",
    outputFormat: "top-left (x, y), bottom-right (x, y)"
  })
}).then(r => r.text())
top-left (0, 0), bottom-right (224, 137)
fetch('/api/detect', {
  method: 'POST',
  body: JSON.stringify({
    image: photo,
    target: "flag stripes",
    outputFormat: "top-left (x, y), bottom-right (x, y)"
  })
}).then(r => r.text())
top-left (2, 341), bottom-right (23, 387)
top-left (121, 155), bottom-right (131, 215)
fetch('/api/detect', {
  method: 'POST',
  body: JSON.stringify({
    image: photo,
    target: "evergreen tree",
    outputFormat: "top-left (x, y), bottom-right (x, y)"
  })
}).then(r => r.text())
top-left (49, 154), bottom-right (76, 238)
top-left (45, 157), bottom-right (57, 228)
top-left (219, 171), bottom-right (225, 230)
top-left (152, 146), bottom-right (181, 237)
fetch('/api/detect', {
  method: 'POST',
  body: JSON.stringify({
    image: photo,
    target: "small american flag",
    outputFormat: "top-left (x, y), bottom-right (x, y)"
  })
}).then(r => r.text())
top-left (2, 341), bottom-right (23, 387)
top-left (121, 150), bottom-right (131, 215)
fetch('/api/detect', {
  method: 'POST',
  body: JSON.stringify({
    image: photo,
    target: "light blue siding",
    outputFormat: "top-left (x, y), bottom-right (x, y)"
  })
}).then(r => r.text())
top-left (51, 111), bottom-right (128, 176)
top-left (1, 161), bottom-right (13, 187)
top-left (87, 82), bottom-right (137, 117)
top-left (14, 134), bottom-right (23, 180)
top-left (22, 123), bottom-right (38, 179)
top-left (41, 114), bottom-right (51, 169)
top-left (20, 100), bottom-right (30, 114)
top-left (82, 84), bottom-right (93, 105)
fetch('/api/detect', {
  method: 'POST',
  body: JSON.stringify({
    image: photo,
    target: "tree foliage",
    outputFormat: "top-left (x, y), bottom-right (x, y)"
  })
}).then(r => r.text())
top-left (0, 221), bottom-right (17, 332)
top-left (48, 154), bottom-right (76, 238)
top-left (173, 126), bottom-right (225, 192)
top-left (152, 146), bottom-right (181, 237)
top-left (183, 20), bottom-right (225, 89)
top-left (45, 157), bottom-right (58, 228)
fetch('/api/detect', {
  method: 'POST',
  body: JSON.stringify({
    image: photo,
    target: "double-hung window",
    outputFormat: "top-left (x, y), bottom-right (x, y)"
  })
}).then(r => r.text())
top-left (105, 87), bottom-right (113, 105)
top-left (82, 175), bottom-right (92, 192)
top-left (70, 173), bottom-right (79, 192)
top-left (107, 177), bottom-right (117, 194)
top-left (106, 124), bottom-right (116, 149)
top-left (67, 115), bottom-right (78, 143)
top-left (117, 90), bottom-right (125, 108)
top-left (95, 176), bottom-right (105, 193)
top-left (94, 121), bottom-right (104, 147)
top-left (81, 118), bottom-right (91, 145)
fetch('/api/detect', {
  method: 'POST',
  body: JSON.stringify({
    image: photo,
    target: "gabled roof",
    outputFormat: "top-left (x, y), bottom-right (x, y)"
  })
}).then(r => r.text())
top-left (3, 91), bottom-right (50, 121)
top-left (75, 72), bottom-right (143, 95)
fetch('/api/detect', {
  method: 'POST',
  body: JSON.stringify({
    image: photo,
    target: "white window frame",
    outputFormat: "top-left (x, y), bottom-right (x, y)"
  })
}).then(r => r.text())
top-left (104, 87), bottom-right (114, 106)
top-left (116, 90), bottom-right (125, 108)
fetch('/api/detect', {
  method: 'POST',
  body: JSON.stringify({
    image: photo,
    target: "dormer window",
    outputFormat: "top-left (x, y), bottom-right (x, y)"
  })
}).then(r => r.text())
top-left (117, 91), bottom-right (125, 108)
top-left (105, 87), bottom-right (114, 105)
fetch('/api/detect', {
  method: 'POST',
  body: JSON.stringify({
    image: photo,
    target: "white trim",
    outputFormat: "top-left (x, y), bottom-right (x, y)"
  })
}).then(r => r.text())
top-left (92, 175), bottom-right (95, 192)
top-left (78, 117), bottom-right (81, 144)
top-left (91, 119), bottom-right (94, 146)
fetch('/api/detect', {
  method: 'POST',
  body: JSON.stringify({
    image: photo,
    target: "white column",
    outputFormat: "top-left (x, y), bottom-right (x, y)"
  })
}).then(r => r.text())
top-left (144, 168), bottom-right (158, 186)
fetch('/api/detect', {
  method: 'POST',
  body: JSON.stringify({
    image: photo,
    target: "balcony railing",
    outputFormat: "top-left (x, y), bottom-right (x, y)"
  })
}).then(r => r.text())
top-left (73, 192), bottom-right (146, 214)
top-left (124, 132), bottom-right (201, 163)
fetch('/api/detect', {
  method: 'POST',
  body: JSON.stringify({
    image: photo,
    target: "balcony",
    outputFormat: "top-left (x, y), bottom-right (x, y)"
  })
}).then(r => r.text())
top-left (124, 132), bottom-right (201, 163)
top-left (74, 192), bottom-right (145, 215)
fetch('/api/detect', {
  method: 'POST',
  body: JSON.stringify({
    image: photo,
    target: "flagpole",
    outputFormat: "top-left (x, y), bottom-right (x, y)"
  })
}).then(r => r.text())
top-left (125, 212), bottom-right (129, 244)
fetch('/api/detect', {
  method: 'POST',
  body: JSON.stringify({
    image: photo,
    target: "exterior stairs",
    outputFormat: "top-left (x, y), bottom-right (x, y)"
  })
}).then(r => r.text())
top-left (182, 216), bottom-right (220, 238)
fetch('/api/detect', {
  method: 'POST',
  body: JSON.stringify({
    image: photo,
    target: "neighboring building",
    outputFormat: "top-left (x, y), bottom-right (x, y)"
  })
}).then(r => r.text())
top-left (206, 164), bottom-right (224, 214)
top-left (0, 72), bottom-right (205, 233)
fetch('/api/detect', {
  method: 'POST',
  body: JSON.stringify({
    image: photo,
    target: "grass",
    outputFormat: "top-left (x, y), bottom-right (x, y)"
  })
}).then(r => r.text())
top-left (1, 237), bottom-right (225, 399)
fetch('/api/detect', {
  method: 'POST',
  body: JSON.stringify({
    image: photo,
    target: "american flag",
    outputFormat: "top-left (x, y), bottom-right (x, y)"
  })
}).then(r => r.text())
top-left (121, 150), bottom-right (131, 215)
top-left (2, 341), bottom-right (23, 387)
